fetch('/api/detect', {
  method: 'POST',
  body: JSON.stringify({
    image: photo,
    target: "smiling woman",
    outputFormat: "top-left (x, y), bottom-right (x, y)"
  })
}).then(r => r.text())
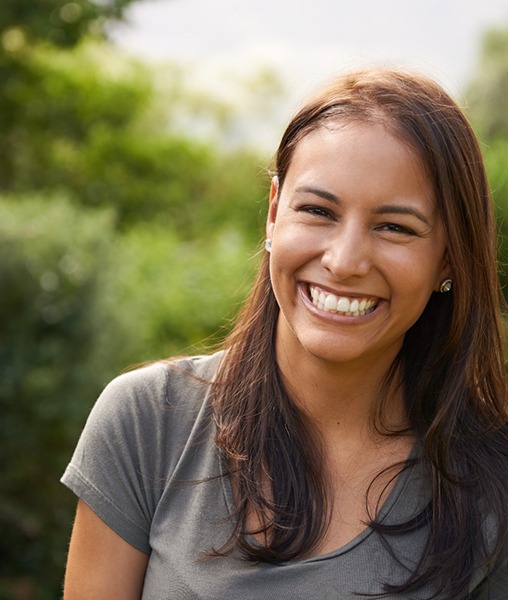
top-left (266, 122), bottom-right (448, 370)
top-left (61, 68), bottom-right (508, 599)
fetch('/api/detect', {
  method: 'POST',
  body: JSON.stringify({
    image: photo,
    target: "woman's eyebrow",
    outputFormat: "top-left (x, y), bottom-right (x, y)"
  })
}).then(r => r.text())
top-left (294, 185), bottom-right (340, 204)
top-left (372, 204), bottom-right (432, 226)
top-left (294, 186), bottom-right (433, 226)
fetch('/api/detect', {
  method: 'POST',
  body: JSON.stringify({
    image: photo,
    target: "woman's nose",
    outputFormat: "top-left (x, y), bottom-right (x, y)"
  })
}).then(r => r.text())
top-left (320, 225), bottom-right (371, 280)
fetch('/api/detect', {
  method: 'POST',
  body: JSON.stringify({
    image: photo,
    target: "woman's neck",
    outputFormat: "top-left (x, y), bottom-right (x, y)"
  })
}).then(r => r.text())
top-left (275, 335), bottom-right (407, 440)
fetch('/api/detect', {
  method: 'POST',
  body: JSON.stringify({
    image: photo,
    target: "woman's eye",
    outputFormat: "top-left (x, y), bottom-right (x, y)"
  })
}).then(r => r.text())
top-left (380, 223), bottom-right (416, 235)
top-left (300, 205), bottom-right (333, 218)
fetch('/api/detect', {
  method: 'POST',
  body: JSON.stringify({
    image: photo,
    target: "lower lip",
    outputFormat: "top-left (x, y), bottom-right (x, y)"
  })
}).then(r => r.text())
top-left (298, 283), bottom-right (384, 324)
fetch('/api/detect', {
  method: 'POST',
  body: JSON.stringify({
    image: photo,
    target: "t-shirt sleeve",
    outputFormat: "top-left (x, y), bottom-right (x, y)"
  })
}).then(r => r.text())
top-left (61, 363), bottom-right (173, 554)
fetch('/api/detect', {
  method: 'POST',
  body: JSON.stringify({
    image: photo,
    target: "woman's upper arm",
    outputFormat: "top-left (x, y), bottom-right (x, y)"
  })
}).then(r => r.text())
top-left (64, 499), bottom-right (150, 600)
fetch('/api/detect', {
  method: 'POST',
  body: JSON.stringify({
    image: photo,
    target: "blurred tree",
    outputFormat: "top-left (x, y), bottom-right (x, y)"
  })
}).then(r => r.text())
top-left (0, 0), bottom-right (140, 48)
top-left (111, 224), bottom-right (260, 360)
top-left (466, 24), bottom-right (508, 293)
top-left (467, 24), bottom-right (508, 141)
top-left (0, 39), bottom-right (269, 235)
top-left (0, 41), bottom-right (153, 196)
top-left (0, 0), bottom-right (152, 202)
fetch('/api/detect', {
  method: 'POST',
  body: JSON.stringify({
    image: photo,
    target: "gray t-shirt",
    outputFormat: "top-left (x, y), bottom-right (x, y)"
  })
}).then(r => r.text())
top-left (61, 353), bottom-right (507, 599)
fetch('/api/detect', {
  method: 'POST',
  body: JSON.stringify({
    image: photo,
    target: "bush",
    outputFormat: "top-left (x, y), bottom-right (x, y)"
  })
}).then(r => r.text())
top-left (0, 194), bottom-right (122, 598)
top-left (110, 223), bottom-right (261, 361)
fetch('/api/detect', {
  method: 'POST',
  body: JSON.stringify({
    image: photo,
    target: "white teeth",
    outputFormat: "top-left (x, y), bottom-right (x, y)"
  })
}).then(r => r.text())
top-left (337, 297), bottom-right (350, 312)
top-left (324, 294), bottom-right (338, 311)
top-left (308, 285), bottom-right (378, 317)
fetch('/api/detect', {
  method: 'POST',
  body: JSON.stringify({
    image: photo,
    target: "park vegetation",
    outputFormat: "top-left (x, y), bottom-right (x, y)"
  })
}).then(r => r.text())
top-left (1, 2), bottom-right (508, 598)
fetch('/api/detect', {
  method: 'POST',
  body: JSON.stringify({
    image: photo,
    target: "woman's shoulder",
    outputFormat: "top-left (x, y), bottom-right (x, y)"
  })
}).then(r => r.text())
top-left (76, 350), bottom-right (225, 450)
top-left (61, 351), bottom-right (225, 552)
top-left (97, 350), bottom-right (224, 411)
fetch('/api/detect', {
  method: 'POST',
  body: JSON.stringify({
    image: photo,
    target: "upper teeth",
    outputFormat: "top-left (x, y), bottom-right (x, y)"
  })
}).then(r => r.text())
top-left (310, 286), bottom-right (378, 316)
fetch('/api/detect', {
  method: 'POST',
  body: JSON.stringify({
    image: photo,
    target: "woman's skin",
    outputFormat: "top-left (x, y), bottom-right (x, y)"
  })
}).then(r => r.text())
top-left (64, 121), bottom-right (450, 595)
top-left (64, 500), bottom-right (149, 599)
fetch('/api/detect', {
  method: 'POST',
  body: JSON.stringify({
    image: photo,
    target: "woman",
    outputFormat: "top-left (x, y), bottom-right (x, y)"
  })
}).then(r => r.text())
top-left (62, 68), bottom-right (508, 599)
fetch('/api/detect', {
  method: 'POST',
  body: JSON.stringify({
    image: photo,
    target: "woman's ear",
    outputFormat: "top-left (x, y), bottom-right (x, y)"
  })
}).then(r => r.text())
top-left (266, 176), bottom-right (279, 241)
top-left (434, 250), bottom-right (452, 292)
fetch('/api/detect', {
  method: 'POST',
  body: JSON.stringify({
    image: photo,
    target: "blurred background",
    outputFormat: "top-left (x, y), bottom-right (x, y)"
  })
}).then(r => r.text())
top-left (1, 0), bottom-right (508, 597)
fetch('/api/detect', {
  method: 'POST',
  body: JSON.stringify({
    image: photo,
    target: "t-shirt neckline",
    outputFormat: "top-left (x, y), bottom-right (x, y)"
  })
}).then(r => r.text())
top-left (218, 439), bottom-right (419, 563)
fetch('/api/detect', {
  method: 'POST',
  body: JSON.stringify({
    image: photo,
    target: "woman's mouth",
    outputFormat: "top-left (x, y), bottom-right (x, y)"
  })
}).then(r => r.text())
top-left (308, 284), bottom-right (379, 316)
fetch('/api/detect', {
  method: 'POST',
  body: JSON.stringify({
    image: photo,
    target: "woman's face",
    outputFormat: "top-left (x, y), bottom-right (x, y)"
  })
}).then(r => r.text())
top-left (266, 121), bottom-right (449, 369)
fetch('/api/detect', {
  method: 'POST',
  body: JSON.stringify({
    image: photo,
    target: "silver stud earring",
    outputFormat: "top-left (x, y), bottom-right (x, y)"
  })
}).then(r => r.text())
top-left (265, 239), bottom-right (272, 252)
top-left (439, 278), bottom-right (452, 293)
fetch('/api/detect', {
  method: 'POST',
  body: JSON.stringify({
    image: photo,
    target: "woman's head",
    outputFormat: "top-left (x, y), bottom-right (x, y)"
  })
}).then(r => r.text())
top-left (268, 68), bottom-right (503, 391)
top-left (266, 119), bottom-right (449, 370)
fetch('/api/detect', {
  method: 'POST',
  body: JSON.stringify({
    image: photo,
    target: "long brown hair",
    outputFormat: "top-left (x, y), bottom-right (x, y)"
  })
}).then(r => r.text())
top-left (211, 68), bottom-right (508, 598)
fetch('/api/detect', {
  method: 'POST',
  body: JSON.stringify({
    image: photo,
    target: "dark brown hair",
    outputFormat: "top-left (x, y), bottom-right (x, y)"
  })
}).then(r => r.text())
top-left (211, 68), bottom-right (508, 598)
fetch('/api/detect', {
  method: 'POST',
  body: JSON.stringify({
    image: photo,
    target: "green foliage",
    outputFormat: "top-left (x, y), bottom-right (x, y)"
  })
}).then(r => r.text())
top-left (467, 25), bottom-right (508, 141)
top-left (0, 0), bottom-right (140, 48)
top-left (466, 24), bottom-right (508, 293)
top-left (0, 41), bottom-right (153, 197)
top-left (0, 195), bottom-right (123, 598)
top-left (111, 225), bottom-right (261, 360)
top-left (482, 139), bottom-right (508, 289)
top-left (74, 126), bottom-right (216, 225)
top-left (0, 40), bottom-right (270, 233)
